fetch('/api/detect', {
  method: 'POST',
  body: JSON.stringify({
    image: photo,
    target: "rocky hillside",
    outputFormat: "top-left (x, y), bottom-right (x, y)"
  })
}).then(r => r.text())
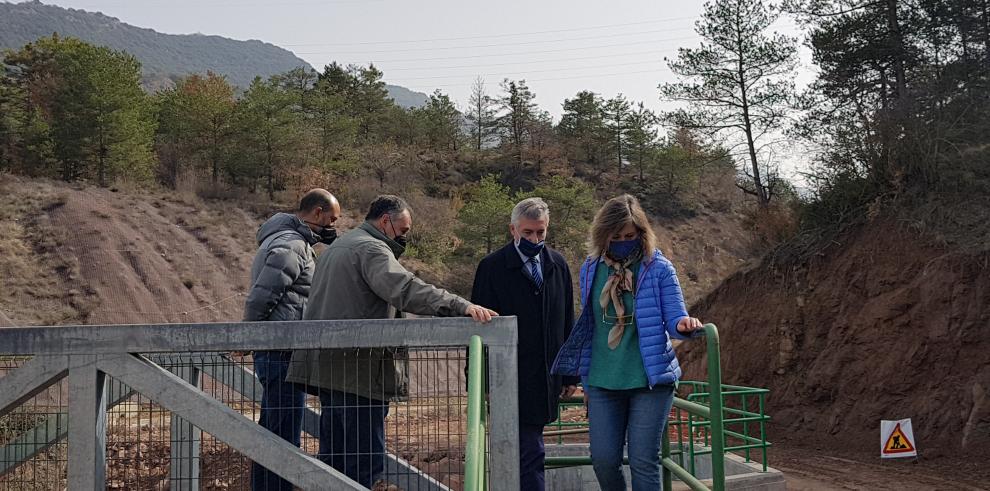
top-left (679, 214), bottom-right (990, 467)
top-left (0, 1), bottom-right (429, 106)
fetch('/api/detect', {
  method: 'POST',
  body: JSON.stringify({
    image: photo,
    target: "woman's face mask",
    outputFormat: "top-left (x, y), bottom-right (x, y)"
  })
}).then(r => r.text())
top-left (608, 237), bottom-right (641, 260)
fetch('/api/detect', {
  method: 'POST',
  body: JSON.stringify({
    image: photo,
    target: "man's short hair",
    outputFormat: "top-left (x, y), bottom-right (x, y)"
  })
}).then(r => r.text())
top-left (366, 195), bottom-right (411, 221)
top-left (299, 189), bottom-right (334, 213)
top-left (511, 197), bottom-right (550, 225)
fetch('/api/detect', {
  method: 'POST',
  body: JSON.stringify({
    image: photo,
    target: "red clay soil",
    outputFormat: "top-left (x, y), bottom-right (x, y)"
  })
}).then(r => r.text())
top-left (678, 217), bottom-right (990, 478)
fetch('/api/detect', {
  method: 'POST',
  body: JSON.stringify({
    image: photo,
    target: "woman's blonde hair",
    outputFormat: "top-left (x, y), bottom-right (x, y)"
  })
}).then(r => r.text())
top-left (587, 194), bottom-right (659, 258)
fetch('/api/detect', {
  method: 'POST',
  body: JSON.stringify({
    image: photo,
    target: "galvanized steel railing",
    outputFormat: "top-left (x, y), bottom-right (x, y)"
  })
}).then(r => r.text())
top-left (0, 318), bottom-right (521, 490)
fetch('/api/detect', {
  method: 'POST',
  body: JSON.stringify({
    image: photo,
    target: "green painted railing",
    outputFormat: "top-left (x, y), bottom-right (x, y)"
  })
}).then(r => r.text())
top-left (665, 323), bottom-right (725, 491)
top-left (464, 335), bottom-right (487, 491)
top-left (544, 324), bottom-right (770, 491)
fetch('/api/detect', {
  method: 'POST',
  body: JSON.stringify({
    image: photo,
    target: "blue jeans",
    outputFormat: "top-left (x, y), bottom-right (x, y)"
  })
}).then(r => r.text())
top-left (250, 351), bottom-right (306, 491)
top-left (586, 385), bottom-right (675, 491)
top-left (318, 389), bottom-right (389, 489)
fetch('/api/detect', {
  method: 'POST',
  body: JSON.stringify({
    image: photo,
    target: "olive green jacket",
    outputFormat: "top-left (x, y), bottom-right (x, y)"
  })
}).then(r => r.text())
top-left (285, 222), bottom-right (471, 400)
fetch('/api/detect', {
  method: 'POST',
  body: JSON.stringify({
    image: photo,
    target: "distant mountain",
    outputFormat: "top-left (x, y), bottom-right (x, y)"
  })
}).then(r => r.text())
top-left (0, 1), bottom-right (429, 106)
top-left (388, 84), bottom-right (430, 108)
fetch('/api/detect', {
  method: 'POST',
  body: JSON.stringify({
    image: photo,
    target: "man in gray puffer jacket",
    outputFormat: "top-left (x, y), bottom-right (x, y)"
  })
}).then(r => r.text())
top-left (246, 189), bottom-right (340, 491)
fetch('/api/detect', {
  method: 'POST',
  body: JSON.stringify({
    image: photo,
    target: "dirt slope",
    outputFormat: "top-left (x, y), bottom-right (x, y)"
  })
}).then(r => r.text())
top-left (0, 175), bottom-right (261, 327)
top-left (1, 175), bottom-right (757, 327)
top-left (678, 216), bottom-right (990, 467)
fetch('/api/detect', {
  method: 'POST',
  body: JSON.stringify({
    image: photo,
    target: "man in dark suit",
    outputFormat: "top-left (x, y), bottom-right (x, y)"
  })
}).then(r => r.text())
top-left (471, 197), bottom-right (579, 491)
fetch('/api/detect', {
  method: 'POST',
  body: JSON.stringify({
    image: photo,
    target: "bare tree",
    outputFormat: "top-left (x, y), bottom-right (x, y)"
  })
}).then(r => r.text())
top-left (363, 141), bottom-right (402, 190)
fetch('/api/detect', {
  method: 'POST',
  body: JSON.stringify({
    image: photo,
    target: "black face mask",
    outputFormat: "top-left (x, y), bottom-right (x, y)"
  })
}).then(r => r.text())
top-left (387, 220), bottom-right (408, 256)
top-left (316, 226), bottom-right (337, 245)
top-left (306, 221), bottom-right (337, 245)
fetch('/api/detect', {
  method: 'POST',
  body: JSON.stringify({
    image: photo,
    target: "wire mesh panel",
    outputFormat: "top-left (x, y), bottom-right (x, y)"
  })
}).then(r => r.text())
top-left (0, 357), bottom-right (69, 491)
top-left (385, 347), bottom-right (471, 490)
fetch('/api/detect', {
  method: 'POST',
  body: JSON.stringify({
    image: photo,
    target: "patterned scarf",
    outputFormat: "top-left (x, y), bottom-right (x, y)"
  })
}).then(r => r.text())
top-left (598, 247), bottom-right (643, 349)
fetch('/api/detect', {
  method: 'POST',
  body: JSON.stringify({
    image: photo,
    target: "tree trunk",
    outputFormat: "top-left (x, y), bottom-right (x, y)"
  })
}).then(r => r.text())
top-left (735, 16), bottom-right (768, 207)
top-left (266, 137), bottom-right (274, 201)
top-left (983, 0), bottom-right (990, 62)
top-left (211, 127), bottom-right (220, 184)
top-left (615, 123), bottom-right (623, 175)
top-left (885, 0), bottom-right (908, 102)
top-left (638, 149), bottom-right (645, 181)
top-left (97, 126), bottom-right (107, 187)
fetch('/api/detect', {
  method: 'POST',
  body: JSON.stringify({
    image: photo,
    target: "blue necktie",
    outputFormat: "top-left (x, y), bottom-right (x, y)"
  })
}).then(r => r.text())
top-left (529, 257), bottom-right (543, 290)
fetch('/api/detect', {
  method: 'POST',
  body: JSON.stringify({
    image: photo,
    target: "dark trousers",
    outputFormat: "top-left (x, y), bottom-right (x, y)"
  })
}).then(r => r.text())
top-left (250, 351), bottom-right (305, 491)
top-left (318, 389), bottom-right (390, 489)
top-left (519, 423), bottom-right (546, 491)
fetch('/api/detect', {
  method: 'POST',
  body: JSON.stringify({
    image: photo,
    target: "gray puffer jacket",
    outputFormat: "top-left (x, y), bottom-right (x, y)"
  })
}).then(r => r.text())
top-left (243, 213), bottom-right (318, 323)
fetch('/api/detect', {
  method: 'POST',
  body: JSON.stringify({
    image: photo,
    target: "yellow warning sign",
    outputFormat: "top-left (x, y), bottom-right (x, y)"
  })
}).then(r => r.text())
top-left (880, 419), bottom-right (917, 458)
top-left (882, 424), bottom-right (915, 454)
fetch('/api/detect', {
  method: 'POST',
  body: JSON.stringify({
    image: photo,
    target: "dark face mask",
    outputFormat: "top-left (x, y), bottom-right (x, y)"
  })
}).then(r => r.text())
top-left (306, 221), bottom-right (337, 245)
top-left (516, 236), bottom-right (545, 258)
top-left (316, 226), bottom-right (337, 245)
top-left (608, 238), bottom-right (641, 261)
top-left (388, 220), bottom-right (408, 256)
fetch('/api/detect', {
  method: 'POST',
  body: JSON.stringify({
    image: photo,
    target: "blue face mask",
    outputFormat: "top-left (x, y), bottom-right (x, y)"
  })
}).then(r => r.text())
top-left (608, 238), bottom-right (641, 261)
top-left (516, 236), bottom-right (545, 258)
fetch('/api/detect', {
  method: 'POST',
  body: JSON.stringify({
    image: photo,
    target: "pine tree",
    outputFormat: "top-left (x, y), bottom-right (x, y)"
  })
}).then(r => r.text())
top-left (158, 72), bottom-right (237, 185)
top-left (625, 102), bottom-right (659, 181)
top-left (603, 94), bottom-right (631, 175)
top-left (457, 174), bottom-right (514, 256)
top-left (235, 76), bottom-right (302, 199)
top-left (497, 79), bottom-right (537, 168)
top-left (559, 91), bottom-right (609, 174)
top-left (422, 89), bottom-right (462, 152)
top-left (661, 0), bottom-right (798, 206)
top-left (465, 77), bottom-right (498, 155)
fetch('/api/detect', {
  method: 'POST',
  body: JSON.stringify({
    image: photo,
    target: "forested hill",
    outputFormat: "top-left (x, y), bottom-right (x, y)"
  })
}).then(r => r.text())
top-left (0, 1), bottom-right (428, 106)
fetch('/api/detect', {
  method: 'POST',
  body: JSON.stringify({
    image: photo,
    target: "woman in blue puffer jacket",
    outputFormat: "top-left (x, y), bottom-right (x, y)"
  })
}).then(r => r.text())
top-left (552, 194), bottom-right (704, 491)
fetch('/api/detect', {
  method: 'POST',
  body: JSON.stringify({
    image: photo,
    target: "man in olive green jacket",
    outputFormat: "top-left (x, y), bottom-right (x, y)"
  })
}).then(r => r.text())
top-left (286, 195), bottom-right (496, 488)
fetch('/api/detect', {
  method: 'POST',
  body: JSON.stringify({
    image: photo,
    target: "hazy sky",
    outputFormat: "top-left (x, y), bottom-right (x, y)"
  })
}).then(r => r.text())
top-left (23, 0), bottom-right (810, 117)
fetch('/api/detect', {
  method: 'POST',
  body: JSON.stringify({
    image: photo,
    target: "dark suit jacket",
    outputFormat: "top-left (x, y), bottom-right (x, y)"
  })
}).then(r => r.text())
top-left (471, 242), bottom-right (580, 426)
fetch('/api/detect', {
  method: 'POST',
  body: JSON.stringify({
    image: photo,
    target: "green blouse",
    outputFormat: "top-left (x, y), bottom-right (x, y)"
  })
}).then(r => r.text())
top-left (587, 259), bottom-right (649, 390)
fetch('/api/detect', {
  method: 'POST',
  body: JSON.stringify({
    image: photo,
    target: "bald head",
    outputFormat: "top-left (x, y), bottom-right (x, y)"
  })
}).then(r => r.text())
top-left (299, 189), bottom-right (337, 213)
top-left (297, 189), bottom-right (341, 233)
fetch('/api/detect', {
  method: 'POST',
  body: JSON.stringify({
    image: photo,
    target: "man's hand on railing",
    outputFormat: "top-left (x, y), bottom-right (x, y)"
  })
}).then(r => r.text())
top-left (559, 384), bottom-right (578, 399)
top-left (465, 305), bottom-right (499, 324)
top-left (676, 316), bottom-right (704, 334)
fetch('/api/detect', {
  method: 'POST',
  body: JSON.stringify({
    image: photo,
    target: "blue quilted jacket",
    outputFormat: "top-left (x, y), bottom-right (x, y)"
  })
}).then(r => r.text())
top-left (551, 249), bottom-right (692, 388)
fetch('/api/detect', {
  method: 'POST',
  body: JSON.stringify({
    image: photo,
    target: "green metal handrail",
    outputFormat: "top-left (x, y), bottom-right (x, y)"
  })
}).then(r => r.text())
top-left (464, 335), bottom-right (487, 491)
top-left (662, 323), bottom-right (726, 491)
top-left (676, 379), bottom-right (771, 470)
top-left (544, 323), bottom-right (737, 491)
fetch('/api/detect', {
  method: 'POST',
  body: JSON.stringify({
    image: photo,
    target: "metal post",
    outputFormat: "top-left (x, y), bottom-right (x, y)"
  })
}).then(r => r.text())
top-left (704, 324), bottom-right (726, 491)
top-left (170, 364), bottom-right (202, 490)
top-left (487, 335), bottom-right (520, 490)
top-left (67, 354), bottom-right (108, 490)
top-left (661, 431), bottom-right (673, 491)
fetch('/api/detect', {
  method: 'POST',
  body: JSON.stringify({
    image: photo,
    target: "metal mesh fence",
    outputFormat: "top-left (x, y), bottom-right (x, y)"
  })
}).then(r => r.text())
top-left (1, 347), bottom-right (483, 491)
top-left (0, 357), bottom-right (69, 491)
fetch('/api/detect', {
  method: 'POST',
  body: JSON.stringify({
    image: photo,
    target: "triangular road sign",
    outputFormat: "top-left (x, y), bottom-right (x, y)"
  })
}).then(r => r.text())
top-left (882, 422), bottom-right (916, 455)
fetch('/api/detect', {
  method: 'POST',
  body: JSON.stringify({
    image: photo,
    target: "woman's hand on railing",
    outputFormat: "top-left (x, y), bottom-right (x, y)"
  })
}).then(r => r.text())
top-left (676, 316), bottom-right (704, 334)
